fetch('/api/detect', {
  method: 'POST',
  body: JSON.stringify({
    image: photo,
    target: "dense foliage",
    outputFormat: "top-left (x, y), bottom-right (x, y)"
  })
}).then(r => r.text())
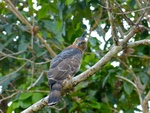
top-left (0, 0), bottom-right (150, 113)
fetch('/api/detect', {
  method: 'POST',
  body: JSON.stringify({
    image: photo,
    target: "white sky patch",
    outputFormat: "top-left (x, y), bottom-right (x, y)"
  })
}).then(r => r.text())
top-left (148, 101), bottom-right (150, 111)
top-left (82, 18), bottom-right (90, 31)
top-left (117, 50), bottom-right (123, 56)
top-left (91, 30), bottom-right (105, 49)
top-left (13, 36), bottom-right (19, 41)
top-left (33, 4), bottom-right (41, 11)
top-left (0, 86), bottom-right (2, 94)
top-left (111, 61), bottom-right (120, 67)
top-left (123, 19), bottom-right (130, 30)
top-left (8, 101), bottom-right (12, 106)
top-left (135, 105), bottom-right (143, 113)
top-left (117, 32), bottom-right (122, 38)
top-left (71, 15), bottom-right (74, 20)
top-left (119, 110), bottom-right (123, 113)
top-left (131, 12), bottom-right (135, 16)
top-left (19, 3), bottom-right (23, 6)
top-left (90, 6), bottom-right (95, 11)
top-left (114, 104), bottom-right (117, 108)
top-left (130, 17), bottom-right (134, 21)
top-left (122, 8), bottom-right (126, 12)
top-left (33, 13), bottom-right (37, 17)
top-left (50, 0), bottom-right (54, 3)
top-left (16, 20), bottom-right (20, 25)
top-left (23, 7), bottom-right (29, 12)
top-left (129, 37), bottom-right (135, 42)
top-left (30, 0), bottom-right (41, 11)
top-left (2, 31), bottom-right (7, 35)
top-left (27, 17), bottom-right (31, 21)
top-left (105, 28), bottom-right (111, 41)
top-left (32, 0), bottom-right (37, 4)
top-left (101, 23), bottom-right (106, 29)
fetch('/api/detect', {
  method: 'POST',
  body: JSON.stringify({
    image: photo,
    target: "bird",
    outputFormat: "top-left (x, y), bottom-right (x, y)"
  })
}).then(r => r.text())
top-left (47, 31), bottom-right (87, 106)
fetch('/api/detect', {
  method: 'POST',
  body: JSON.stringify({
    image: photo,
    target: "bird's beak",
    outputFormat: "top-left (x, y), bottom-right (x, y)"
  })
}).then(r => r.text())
top-left (78, 31), bottom-right (87, 41)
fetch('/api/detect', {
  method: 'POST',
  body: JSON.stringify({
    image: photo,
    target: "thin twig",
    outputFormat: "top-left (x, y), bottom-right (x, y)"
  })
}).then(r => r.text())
top-left (0, 62), bottom-right (27, 85)
top-left (27, 72), bottom-right (45, 90)
top-left (0, 51), bottom-right (33, 63)
top-left (0, 91), bottom-right (20, 103)
top-left (116, 57), bottom-right (144, 105)
top-left (106, 0), bottom-right (119, 45)
top-left (114, 0), bottom-right (134, 25)
top-left (116, 75), bottom-right (137, 89)
top-left (127, 39), bottom-right (150, 48)
top-left (90, 8), bottom-right (103, 33)
top-left (116, 6), bottom-right (150, 15)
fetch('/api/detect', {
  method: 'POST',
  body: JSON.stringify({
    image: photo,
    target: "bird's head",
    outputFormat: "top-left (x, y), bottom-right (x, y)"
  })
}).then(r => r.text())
top-left (73, 31), bottom-right (87, 51)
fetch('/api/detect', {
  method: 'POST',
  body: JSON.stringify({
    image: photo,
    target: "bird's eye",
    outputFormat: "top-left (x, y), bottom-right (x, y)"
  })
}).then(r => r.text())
top-left (81, 42), bottom-right (85, 45)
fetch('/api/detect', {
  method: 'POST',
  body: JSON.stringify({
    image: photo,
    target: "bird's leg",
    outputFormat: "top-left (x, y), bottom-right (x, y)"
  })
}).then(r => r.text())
top-left (63, 75), bottom-right (73, 89)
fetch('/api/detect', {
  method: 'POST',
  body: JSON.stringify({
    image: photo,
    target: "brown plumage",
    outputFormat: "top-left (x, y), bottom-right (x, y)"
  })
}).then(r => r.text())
top-left (47, 32), bottom-right (87, 106)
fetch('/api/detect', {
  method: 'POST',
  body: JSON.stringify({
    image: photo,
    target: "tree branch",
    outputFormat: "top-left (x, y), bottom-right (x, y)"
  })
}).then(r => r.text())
top-left (106, 0), bottom-right (119, 45)
top-left (142, 91), bottom-right (150, 112)
top-left (4, 0), bottom-right (56, 57)
top-left (127, 39), bottom-right (150, 48)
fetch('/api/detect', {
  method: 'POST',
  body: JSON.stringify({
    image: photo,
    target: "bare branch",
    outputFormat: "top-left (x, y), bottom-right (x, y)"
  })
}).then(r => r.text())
top-left (116, 57), bottom-right (145, 105)
top-left (0, 62), bottom-right (27, 85)
top-left (27, 72), bottom-right (45, 90)
top-left (116, 6), bottom-right (150, 15)
top-left (114, 0), bottom-right (134, 25)
top-left (21, 96), bottom-right (48, 113)
top-left (106, 0), bottom-right (119, 45)
top-left (0, 91), bottom-right (20, 103)
top-left (142, 91), bottom-right (150, 112)
top-left (127, 39), bottom-right (150, 48)
top-left (116, 75), bottom-right (137, 89)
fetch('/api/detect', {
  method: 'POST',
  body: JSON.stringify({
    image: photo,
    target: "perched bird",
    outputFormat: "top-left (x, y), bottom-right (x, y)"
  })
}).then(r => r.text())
top-left (47, 31), bottom-right (87, 106)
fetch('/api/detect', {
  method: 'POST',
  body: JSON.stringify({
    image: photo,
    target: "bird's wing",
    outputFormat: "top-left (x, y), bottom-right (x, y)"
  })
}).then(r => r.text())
top-left (48, 48), bottom-right (82, 81)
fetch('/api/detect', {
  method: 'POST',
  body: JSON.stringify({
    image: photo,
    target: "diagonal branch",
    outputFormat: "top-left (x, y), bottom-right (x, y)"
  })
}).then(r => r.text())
top-left (4, 0), bottom-right (56, 57)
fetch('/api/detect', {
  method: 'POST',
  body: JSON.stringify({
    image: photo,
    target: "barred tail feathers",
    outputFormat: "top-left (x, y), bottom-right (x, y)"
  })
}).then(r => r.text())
top-left (48, 82), bottom-right (62, 106)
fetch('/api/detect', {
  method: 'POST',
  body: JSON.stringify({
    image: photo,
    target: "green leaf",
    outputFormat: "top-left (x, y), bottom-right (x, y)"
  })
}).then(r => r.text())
top-left (0, 73), bottom-right (20, 93)
top-left (139, 72), bottom-right (149, 85)
top-left (69, 103), bottom-right (78, 113)
top-left (5, 24), bottom-right (12, 35)
top-left (38, 5), bottom-right (49, 19)
top-left (89, 101), bottom-right (101, 109)
top-left (124, 82), bottom-right (134, 95)
top-left (28, 0), bottom-right (33, 8)
top-left (12, 102), bottom-right (20, 109)
top-left (18, 41), bottom-right (28, 51)
top-left (19, 92), bottom-right (32, 100)
top-left (20, 99), bottom-right (32, 108)
top-left (89, 37), bottom-right (97, 46)
top-left (7, 104), bottom-right (13, 113)
top-left (32, 93), bottom-right (43, 103)
top-left (66, 0), bottom-right (74, 5)
top-left (36, 50), bottom-right (47, 58)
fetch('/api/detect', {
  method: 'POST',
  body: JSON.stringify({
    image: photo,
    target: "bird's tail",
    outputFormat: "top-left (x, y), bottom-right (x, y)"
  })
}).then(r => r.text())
top-left (48, 82), bottom-right (62, 106)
